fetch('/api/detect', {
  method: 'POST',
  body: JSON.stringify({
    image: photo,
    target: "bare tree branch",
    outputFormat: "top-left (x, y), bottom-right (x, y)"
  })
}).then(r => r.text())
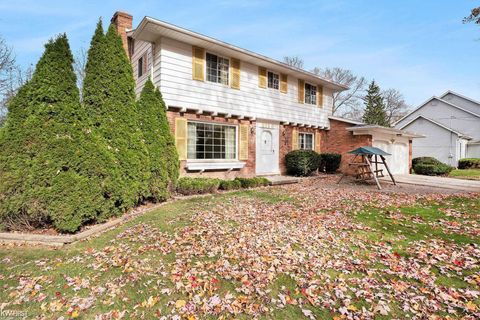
top-left (74, 47), bottom-right (87, 95)
top-left (313, 67), bottom-right (367, 118)
top-left (381, 88), bottom-right (410, 125)
top-left (283, 56), bottom-right (304, 69)
top-left (463, 7), bottom-right (480, 24)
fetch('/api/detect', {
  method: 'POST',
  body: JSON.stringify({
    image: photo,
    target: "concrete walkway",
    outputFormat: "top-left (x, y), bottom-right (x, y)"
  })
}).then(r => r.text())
top-left (384, 174), bottom-right (480, 192)
top-left (264, 175), bottom-right (300, 186)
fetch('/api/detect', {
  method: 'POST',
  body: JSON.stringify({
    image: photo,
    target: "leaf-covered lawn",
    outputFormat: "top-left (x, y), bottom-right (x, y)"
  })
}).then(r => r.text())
top-left (1, 177), bottom-right (479, 319)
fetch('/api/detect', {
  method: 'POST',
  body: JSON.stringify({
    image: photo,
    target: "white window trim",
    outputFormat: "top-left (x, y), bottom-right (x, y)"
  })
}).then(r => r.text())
top-left (299, 132), bottom-right (314, 150)
top-left (205, 51), bottom-right (230, 87)
top-left (267, 70), bottom-right (280, 91)
top-left (186, 120), bottom-right (239, 162)
top-left (304, 82), bottom-right (317, 105)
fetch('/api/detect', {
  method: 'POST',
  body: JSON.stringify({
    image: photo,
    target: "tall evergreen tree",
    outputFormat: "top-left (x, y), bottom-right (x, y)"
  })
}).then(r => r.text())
top-left (83, 21), bottom-right (150, 210)
top-left (362, 80), bottom-right (389, 127)
top-left (0, 35), bottom-right (113, 232)
top-left (137, 79), bottom-right (179, 201)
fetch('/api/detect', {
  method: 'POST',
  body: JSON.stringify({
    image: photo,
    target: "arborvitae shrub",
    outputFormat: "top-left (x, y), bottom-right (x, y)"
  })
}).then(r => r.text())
top-left (83, 21), bottom-right (150, 212)
top-left (137, 79), bottom-right (179, 201)
top-left (0, 35), bottom-right (110, 232)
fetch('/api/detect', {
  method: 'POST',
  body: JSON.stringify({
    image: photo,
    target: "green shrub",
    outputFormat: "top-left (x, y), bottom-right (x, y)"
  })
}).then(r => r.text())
top-left (285, 150), bottom-right (321, 176)
top-left (414, 163), bottom-right (453, 176)
top-left (235, 177), bottom-right (270, 188)
top-left (137, 79), bottom-right (179, 202)
top-left (412, 156), bottom-right (453, 176)
top-left (458, 158), bottom-right (480, 169)
top-left (0, 35), bottom-right (111, 233)
top-left (83, 21), bottom-right (150, 212)
top-left (319, 153), bottom-right (342, 173)
top-left (176, 177), bottom-right (220, 195)
top-left (412, 157), bottom-right (442, 166)
top-left (219, 179), bottom-right (242, 191)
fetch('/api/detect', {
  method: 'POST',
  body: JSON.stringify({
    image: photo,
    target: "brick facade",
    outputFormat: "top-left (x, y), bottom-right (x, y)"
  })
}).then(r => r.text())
top-left (166, 110), bottom-right (256, 179)
top-left (279, 125), bottom-right (326, 174)
top-left (324, 119), bottom-right (372, 174)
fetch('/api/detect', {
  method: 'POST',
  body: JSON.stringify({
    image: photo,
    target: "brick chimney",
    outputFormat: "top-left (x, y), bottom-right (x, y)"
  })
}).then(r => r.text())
top-left (111, 11), bottom-right (133, 56)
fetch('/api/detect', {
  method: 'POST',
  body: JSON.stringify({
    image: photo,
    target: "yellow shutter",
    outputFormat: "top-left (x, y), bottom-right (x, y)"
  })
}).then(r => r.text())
top-left (292, 128), bottom-right (298, 150)
top-left (175, 118), bottom-right (188, 160)
top-left (317, 85), bottom-right (323, 107)
top-left (315, 132), bottom-right (321, 152)
top-left (258, 67), bottom-right (267, 88)
top-left (230, 58), bottom-right (241, 89)
top-left (298, 79), bottom-right (305, 103)
top-left (239, 124), bottom-right (249, 160)
top-left (280, 73), bottom-right (288, 93)
top-left (192, 46), bottom-right (205, 81)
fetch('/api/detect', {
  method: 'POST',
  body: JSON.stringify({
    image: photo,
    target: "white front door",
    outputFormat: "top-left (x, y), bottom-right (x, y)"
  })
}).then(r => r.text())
top-left (256, 122), bottom-right (279, 175)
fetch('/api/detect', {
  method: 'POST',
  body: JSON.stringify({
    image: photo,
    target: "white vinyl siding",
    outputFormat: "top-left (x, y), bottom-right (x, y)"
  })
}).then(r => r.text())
top-left (137, 37), bottom-right (334, 127)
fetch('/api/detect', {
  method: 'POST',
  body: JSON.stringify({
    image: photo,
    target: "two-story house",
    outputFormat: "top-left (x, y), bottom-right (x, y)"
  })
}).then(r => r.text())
top-left (111, 11), bottom-right (418, 178)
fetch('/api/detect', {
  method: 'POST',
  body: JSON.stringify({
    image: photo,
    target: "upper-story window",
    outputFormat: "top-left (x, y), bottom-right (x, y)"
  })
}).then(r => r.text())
top-left (206, 53), bottom-right (229, 85)
top-left (267, 71), bottom-right (279, 90)
top-left (305, 83), bottom-right (317, 105)
top-left (138, 52), bottom-right (147, 78)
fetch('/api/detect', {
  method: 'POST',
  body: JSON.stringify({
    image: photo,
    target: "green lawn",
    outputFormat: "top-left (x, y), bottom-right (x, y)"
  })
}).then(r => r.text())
top-left (0, 181), bottom-right (479, 319)
top-left (449, 168), bottom-right (480, 180)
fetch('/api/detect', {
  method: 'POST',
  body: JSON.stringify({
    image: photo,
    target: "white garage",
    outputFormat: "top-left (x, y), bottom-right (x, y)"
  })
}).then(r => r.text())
top-left (346, 126), bottom-right (424, 175)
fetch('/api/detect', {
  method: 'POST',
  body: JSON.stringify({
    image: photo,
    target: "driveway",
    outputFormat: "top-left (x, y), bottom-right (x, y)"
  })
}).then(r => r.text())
top-left (389, 174), bottom-right (480, 192)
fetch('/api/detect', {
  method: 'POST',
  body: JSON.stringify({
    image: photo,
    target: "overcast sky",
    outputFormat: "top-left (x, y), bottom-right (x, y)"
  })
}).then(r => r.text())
top-left (1, 0), bottom-right (479, 106)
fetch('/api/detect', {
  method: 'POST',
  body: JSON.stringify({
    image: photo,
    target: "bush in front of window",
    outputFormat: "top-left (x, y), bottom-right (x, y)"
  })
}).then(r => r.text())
top-left (234, 177), bottom-right (270, 188)
top-left (319, 153), bottom-right (342, 173)
top-left (137, 79), bottom-right (179, 201)
top-left (219, 179), bottom-right (242, 191)
top-left (458, 158), bottom-right (480, 169)
top-left (285, 150), bottom-right (321, 176)
top-left (176, 177), bottom-right (221, 195)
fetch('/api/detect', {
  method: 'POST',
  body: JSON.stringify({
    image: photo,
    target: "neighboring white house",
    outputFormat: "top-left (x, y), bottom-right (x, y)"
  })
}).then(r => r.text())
top-left (395, 91), bottom-right (480, 166)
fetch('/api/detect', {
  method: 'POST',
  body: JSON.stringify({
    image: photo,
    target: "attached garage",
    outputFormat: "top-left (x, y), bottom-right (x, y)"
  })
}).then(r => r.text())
top-left (346, 125), bottom-right (424, 175)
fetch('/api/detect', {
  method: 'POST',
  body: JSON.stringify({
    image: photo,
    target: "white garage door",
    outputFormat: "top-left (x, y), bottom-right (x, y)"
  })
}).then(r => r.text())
top-left (373, 140), bottom-right (409, 175)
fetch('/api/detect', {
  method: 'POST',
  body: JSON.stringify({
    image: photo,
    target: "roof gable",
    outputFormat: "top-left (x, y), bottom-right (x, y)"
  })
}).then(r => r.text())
top-left (394, 96), bottom-right (480, 127)
top-left (399, 115), bottom-right (472, 139)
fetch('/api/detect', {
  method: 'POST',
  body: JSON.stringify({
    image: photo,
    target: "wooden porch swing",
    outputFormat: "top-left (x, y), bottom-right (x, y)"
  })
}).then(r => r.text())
top-left (337, 146), bottom-right (396, 190)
